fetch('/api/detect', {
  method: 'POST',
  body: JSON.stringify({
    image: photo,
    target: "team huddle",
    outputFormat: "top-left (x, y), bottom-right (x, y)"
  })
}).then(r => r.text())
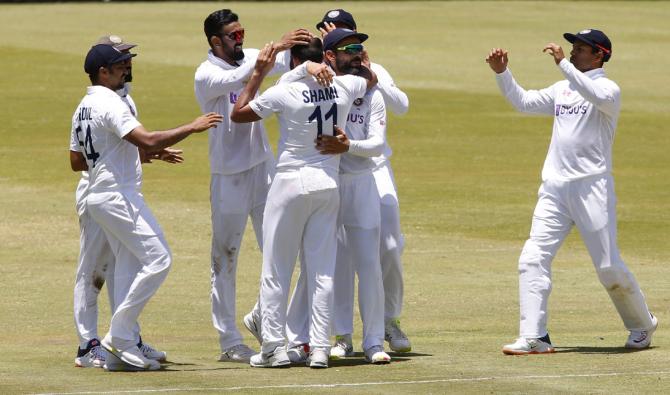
top-left (69, 8), bottom-right (658, 372)
top-left (69, 8), bottom-right (410, 370)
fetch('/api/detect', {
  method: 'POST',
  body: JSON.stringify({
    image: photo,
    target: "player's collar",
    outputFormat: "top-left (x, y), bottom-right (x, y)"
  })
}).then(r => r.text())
top-left (87, 85), bottom-right (119, 96)
top-left (208, 50), bottom-right (243, 69)
top-left (584, 67), bottom-right (605, 79)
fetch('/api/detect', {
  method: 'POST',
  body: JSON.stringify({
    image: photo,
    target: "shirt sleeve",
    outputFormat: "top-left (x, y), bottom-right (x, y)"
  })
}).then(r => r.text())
top-left (268, 50), bottom-right (291, 76)
top-left (69, 121), bottom-right (81, 152)
top-left (249, 85), bottom-right (285, 119)
top-left (105, 98), bottom-right (142, 139)
top-left (348, 90), bottom-right (386, 158)
top-left (558, 58), bottom-right (620, 117)
top-left (343, 75), bottom-right (368, 101)
top-left (495, 68), bottom-right (555, 115)
top-left (277, 62), bottom-right (308, 85)
top-left (194, 58), bottom-right (256, 103)
top-left (371, 63), bottom-right (409, 115)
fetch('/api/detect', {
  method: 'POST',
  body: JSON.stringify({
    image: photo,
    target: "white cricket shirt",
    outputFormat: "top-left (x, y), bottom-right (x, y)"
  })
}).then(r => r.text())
top-left (249, 74), bottom-right (367, 189)
top-left (496, 58), bottom-right (621, 181)
top-left (71, 84), bottom-right (138, 215)
top-left (194, 49), bottom-right (290, 175)
top-left (70, 85), bottom-right (142, 194)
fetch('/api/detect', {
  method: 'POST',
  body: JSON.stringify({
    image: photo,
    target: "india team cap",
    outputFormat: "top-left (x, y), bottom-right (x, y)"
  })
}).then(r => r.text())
top-left (322, 28), bottom-right (368, 51)
top-left (316, 9), bottom-right (357, 31)
top-left (95, 34), bottom-right (137, 52)
top-left (84, 44), bottom-right (136, 74)
top-left (563, 29), bottom-right (612, 62)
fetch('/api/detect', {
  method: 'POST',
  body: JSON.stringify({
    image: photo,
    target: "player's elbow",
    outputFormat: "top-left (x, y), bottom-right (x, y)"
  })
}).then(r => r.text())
top-left (392, 104), bottom-right (409, 116)
top-left (230, 109), bottom-right (243, 123)
top-left (69, 151), bottom-right (88, 172)
top-left (231, 107), bottom-right (260, 123)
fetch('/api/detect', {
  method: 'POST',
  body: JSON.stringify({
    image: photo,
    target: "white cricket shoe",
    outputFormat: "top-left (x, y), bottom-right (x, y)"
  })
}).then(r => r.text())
top-left (306, 347), bottom-right (329, 368)
top-left (243, 311), bottom-right (263, 345)
top-left (101, 334), bottom-right (160, 370)
top-left (502, 334), bottom-right (555, 355)
top-left (249, 347), bottom-right (290, 368)
top-left (138, 338), bottom-right (167, 362)
top-left (219, 344), bottom-right (256, 363)
top-left (74, 339), bottom-right (106, 368)
top-left (287, 343), bottom-right (310, 364)
top-left (625, 314), bottom-right (658, 349)
top-left (385, 319), bottom-right (412, 353)
top-left (364, 345), bottom-right (391, 364)
top-left (329, 334), bottom-right (354, 359)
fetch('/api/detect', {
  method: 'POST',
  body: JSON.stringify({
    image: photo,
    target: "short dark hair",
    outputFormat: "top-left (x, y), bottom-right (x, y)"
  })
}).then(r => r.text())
top-left (204, 9), bottom-right (238, 45)
top-left (590, 47), bottom-right (605, 67)
top-left (291, 37), bottom-right (324, 64)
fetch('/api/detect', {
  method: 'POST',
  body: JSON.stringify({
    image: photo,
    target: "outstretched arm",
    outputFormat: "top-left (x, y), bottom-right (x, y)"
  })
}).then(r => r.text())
top-left (486, 47), bottom-right (555, 115)
top-left (124, 113), bottom-right (222, 152)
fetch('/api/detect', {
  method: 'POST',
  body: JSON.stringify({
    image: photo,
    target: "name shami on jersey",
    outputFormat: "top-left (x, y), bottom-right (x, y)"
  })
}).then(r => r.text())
top-left (302, 86), bottom-right (339, 103)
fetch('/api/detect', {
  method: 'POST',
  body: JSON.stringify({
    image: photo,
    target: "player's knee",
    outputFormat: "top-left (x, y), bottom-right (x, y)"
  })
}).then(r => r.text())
top-left (381, 231), bottom-right (403, 257)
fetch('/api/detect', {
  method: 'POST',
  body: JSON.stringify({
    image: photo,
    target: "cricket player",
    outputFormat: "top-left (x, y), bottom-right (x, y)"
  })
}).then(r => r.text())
top-left (269, 37), bottom-right (392, 364)
top-left (316, 9), bottom-right (412, 355)
top-left (317, 86), bottom-right (391, 364)
top-left (194, 9), bottom-right (311, 363)
top-left (244, 9), bottom-right (412, 359)
top-left (71, 43), bottom-right (222, 370)
top-left (486, 29), bottom-right (657, 354)
top-left (71, 35), bottom-right (174, 368)
top-left (231, 31), bottom-right (374, 368)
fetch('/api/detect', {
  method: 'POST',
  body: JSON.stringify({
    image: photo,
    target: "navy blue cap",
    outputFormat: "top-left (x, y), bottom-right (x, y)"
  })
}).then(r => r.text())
top-left (316, 9), bottom-right (356, 31)
top-left (84, 44), bottom-right (136, 75)
top-left (564, 29), bottom-right (612, 62)
top-left (323, 28), bottom-right (368, 51)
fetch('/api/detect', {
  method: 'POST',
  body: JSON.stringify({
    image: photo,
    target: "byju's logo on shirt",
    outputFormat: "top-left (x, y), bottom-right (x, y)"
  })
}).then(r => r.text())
top-left (555, 104), bottom-right (588, 116)
top-left (229, 92), bottom-right (239, 104)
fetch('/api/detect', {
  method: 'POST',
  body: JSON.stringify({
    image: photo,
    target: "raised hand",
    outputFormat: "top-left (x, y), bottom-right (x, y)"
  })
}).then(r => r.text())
top-left (254, 42), bottom-right (279, 77)
top-left (543, 43), bottom-right (565, 65)
top-left (319, 22), bottom-right (337, 39)
top-left (275, 28), bottom-right (312, 51)
top-left (485, 48), bottom-right (509, 73)
top-left (361, 50), bottom-right (371, 69)
top-left (307, 61), bottom-right (334, 87)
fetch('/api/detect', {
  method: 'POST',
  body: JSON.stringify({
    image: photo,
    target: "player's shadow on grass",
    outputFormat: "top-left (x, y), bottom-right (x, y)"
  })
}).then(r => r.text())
top-left (554, 346), bottom-right (655, 354)
top-left (327, 352), bottom-right (430, 367)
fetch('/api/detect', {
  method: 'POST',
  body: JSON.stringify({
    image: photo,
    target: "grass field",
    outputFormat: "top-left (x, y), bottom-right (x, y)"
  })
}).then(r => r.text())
top-left (1, 1), bottom-right (670, 393)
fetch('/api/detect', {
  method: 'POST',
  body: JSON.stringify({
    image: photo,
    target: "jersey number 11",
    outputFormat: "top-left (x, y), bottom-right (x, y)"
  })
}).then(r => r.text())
top-left (308, 103), bottom-right (338, 137)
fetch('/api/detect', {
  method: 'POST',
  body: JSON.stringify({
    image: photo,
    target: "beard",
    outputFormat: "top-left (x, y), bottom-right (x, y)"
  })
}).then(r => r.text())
top-left (335, 55), bottom-right (361, 75)
top-left (125, 68), bottom-right (133, 83)
top-left (232, 44), bottom-right (245, 61)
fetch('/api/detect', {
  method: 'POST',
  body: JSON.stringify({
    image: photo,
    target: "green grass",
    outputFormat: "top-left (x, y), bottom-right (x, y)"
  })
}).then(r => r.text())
top-left (1, 1), bottom-right (670, 394)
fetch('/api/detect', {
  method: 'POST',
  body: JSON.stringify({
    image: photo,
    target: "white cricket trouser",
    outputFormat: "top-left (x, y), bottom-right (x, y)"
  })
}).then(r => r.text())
top-left (86, 190), bottom-right (171, 342)
top-left (73, 209), bottom-right (115, 348)
top-left (518, 173), bottom-right (653, 338)
top-left (286, 172), bottom-right (384, 351)
top-left (210, 160), bottom-right (273, 351)
top-left (373, 161), bottom-right (405, 320)
top-left (260, 170), bottom-right (339, 354)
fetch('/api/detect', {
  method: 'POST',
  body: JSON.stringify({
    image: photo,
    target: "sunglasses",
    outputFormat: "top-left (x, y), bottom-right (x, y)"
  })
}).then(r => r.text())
top-left (222, 29), bottom-right (245, 42)
top-left (335, 43), bottom-right (364, 54)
